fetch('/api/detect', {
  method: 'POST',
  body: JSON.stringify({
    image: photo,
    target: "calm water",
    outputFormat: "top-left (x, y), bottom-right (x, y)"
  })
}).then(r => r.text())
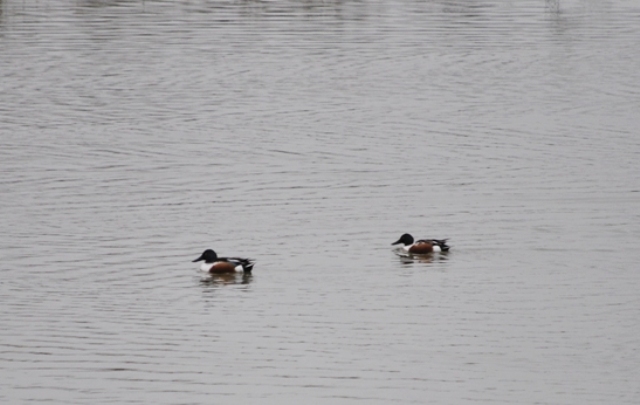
top-left (1, 0), bottom-right (639, 403)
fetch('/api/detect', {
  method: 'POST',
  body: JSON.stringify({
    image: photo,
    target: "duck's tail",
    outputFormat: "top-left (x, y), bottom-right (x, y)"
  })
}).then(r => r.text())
top-left (241, 259), bottom-right (256, 273)
top-left (433, 239), bottom-right (450, 252)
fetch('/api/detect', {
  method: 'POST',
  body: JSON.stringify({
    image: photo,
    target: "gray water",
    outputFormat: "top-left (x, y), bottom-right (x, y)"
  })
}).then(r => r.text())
top-left (1, 0), bottom-right (639, 403)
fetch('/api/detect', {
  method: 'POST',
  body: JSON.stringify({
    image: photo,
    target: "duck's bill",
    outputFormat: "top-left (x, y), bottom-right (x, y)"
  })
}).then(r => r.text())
top-left (192, 254), bottom-right (204, 262)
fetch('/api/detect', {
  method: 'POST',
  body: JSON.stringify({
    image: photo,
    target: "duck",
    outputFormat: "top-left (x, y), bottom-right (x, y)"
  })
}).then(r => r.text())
top-left (391, 233), bottom-right (450, 254)
top-left (192, 249), bottom-right (255, 273)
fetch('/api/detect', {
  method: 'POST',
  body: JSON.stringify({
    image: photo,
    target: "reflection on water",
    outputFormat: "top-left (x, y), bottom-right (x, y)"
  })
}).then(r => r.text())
top-left (395, 251), bottom-right (451, 266)
top-left (199, 272), bottom-right (254, 288)
top-left (1, 0), bottom-right (639, 404)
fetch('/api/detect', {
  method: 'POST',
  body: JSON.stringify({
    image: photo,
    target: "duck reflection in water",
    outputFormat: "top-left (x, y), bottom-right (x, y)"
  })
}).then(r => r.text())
top-left (200, 272), bottom-right (253, 287)
top-left (396, 251), bottom-right (449, 265)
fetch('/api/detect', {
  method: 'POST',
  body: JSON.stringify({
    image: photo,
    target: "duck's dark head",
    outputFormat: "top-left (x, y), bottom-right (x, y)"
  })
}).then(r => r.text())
top-left (391, 233), bottom-right (414, 246)
top-left (192, 249), bottom-right (218, 263)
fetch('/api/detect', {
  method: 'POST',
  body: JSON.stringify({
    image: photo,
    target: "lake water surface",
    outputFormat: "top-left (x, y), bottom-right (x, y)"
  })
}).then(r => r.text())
top-left (1, 0), bottom-right (639, 404)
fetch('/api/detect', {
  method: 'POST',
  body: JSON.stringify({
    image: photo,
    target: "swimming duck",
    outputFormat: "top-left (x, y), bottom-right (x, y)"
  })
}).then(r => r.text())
top-left (192, 249), bottom-right (255, 273)
top-left (391, 233), bottom-right (450, 254)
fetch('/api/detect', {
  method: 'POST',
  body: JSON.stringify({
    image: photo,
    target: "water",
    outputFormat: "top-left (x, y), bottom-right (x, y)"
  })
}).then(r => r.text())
top-left (1, 0), bottom-right (639, 403)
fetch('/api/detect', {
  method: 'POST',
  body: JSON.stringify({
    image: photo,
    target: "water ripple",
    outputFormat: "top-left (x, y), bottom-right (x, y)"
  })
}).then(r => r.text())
top-left (2, 0), bottom-right (640, 404)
